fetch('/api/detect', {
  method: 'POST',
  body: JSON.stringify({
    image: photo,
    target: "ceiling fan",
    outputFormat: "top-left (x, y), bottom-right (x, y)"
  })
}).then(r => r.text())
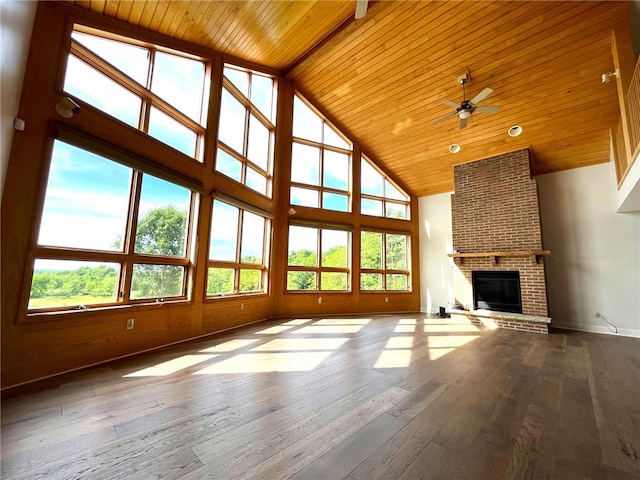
top-left (433, 74), bottom-right (500, 129)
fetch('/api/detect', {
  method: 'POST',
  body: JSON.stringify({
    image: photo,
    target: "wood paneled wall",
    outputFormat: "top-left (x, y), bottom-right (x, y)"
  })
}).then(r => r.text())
top-left (1, 2), bottom-right (420, 389)
top-left (612, 25), bottom-right (640, 186)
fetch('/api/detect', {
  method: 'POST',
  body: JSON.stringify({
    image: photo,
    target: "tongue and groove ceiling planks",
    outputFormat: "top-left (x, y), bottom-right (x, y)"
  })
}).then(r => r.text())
top-left (71, 0), bottom-right (630, 196)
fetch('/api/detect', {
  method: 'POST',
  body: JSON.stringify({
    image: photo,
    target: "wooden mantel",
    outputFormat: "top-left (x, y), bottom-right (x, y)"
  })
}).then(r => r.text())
top-left (447, 250), bottom-right (550, 266)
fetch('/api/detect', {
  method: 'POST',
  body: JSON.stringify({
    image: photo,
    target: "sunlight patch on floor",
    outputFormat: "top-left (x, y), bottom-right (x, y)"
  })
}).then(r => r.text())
top-left (373, 336), bottom-right (415, 368)
top-left (394, 324), bottom-right (416, 333)
top-left (251, 337), bottom-right (349, 351)
top-left (192, 351), bottom-right (333, 374)
top-left (393, 318), bottom-right (417, 333)
top-left (123, 317), bottom-right (486, 378)
top-left (398, 319), bottom-right (417, 324)
top-left (255, 325), bottom-right (298, 334)
top-left (374, 349), bottom-right (413, 368)
top-left (125, 354), bottom-right (218, 377)
top-left (282, 318), bottom-right (312, 326)
top-left (479, 317), bottom-right (499, 329)
top-left (293, 325), bottom-right (365, 334)
top-left (312, 318), bottom-right (371, 325)
top-left (199, 338), bottom-right (260, 353)
top-left (385, 336), bottom-right (414, 349)
top-left (427, 348), bottom-right (456, 360)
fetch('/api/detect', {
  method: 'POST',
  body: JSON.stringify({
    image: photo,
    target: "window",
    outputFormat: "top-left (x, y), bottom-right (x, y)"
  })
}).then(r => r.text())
top-left (28, 140), bottom-right (195, 311)
top-left (360, 231), bottom-right (411, 291)
top-left (64, 25), bottom-right (208, 161)
top-left (361, 155), bottom-right (410, 219)
top-left (287, 225), bottom-right (350, 291)
top-left (290, 95), bottom-right (352, 212)
top-left (216, 65), bottom-right (276, 197)
top-left (207, 199), bottom-right (270, 296)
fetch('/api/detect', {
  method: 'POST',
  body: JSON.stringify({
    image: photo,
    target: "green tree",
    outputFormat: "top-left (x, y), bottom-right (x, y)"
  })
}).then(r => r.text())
top-left (361, 231), bottom-right (382, 269)
top-left (207, 268), bottom-right (234, 295)
top-left (135, 206), bottom-right (186, 256)
top-left (287, 248), bottom-right (317, 290)
top-left (131, 206), bottom-right (187, 298)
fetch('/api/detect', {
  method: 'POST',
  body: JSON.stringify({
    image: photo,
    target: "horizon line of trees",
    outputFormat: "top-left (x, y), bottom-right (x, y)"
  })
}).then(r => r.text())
top-left (31, 207), bottom-right (409, 306)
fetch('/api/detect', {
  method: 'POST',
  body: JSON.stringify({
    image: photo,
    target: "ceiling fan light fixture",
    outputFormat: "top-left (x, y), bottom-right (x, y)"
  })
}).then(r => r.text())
top-left (458, 110), bottom-right (472, 119)
top-left (508, 125), bottom-right (523, 137)
top-left (449, 144), bottom-right (461, 154)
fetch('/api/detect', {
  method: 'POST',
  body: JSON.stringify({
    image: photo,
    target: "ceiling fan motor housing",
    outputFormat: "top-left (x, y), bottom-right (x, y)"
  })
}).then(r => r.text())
top-left (457, 100), bottom-right (475, 118)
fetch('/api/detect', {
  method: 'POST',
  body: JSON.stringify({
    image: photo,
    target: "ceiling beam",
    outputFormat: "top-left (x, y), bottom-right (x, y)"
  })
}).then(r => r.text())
top-left (283, 1), bottom-right (378, 77)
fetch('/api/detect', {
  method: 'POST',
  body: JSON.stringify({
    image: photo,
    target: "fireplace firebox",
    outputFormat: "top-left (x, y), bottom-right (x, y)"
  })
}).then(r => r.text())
top-left (472, 271), bottom-right (522, 314)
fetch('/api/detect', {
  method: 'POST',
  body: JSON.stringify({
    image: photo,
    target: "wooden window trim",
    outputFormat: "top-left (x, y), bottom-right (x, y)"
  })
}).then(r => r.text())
top-left (26, 136), bottom-right (197, 316)
top-left (292, 136), bottom-right (352, 155)
top-left (293, 93), bottom-right (352, 150)
top-left (206, 200), bottom-right (270, 298)
top-left (56, 124), bottom-right (205, 193)
top-left (222, 77), bottom-right (275, 130)
top-left (359, 230), bottom-right (411, 292)
top-left (290, 182), bottom-right (350, 197)
top-left (286, 225), bottom-right (351, 292)
top-left (217, 69), bottom-right (276, 198)
top-left (217, 142), bottom-right (271, 179)
top-left (69, 44), bottom-right (206, 134)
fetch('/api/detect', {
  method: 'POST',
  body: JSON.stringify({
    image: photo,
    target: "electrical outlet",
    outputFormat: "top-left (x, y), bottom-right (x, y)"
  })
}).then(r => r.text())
top-left (318, 297), bottom-right (322, 304)
top-left (385, 296), bottom-right (389, 303)
top-left (126, 318), bottom-right (134, 330)
top-left (240, 303), bottom-right (245, 311)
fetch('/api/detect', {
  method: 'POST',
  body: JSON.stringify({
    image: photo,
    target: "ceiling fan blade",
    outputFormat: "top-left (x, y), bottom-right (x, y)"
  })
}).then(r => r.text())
top-left (433, 113), bottom-right (457, 125)
top-left (459, 117), bottom-right (468, 129)
top-left (470, 87), bottom-right (493, 104)
top-left (475, 105), bottom-right (500, 113)
top-left (355, 0), bottom-right (368, 19)
top-left (442, 99), bottom-right (460, 108)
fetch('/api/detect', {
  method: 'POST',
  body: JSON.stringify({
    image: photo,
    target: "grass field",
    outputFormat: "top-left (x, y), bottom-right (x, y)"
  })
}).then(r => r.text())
top-left (28, 296), bottom-right (116, 309)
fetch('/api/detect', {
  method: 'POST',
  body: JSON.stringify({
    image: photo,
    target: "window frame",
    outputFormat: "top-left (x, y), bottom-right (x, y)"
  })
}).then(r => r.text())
top-left (65, 24), bottom-right (210, 163)
top-left (27, 135), bottom-right (199, 314)
top-left (290, 94), bottom-right (352, 212)
top-left (360, 155), bottom-right (411, 220)
top-left (286, 223), bottom-right (352, 293)
top-left (360, 229), bottom-right (412, 292)
top-left (206, 197), bottom-right (271, 298)
top-left (215, 65), bottom-right (277, 199)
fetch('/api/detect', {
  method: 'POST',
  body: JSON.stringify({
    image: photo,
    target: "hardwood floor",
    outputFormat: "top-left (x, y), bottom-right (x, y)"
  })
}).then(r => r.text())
top-left (2, 314), bottom-right (639, 479)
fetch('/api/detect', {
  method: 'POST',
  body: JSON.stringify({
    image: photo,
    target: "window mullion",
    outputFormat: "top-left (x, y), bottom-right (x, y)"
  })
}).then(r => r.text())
top-left (222, 76), bottom-right (274, 129)
top-left (120, 171), bottom-right (143, 302)
top-left (319, 148), bottom-right (326, 207)
top-left (235, 210), bottom-right (244, 293)
top-left (316, 230), bottom-right (322, 289)
top-left (292, 137), bottom-right (351, 155)
top-left (382, 234), bottom-right (388, 290)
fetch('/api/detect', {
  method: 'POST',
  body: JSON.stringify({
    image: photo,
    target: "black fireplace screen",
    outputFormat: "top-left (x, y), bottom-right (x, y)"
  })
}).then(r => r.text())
top-left (472, 270), bottom-right (522, 314)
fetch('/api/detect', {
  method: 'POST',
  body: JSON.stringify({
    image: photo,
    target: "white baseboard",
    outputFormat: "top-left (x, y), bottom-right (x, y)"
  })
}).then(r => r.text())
top-left (551, 322), bottom-right (640, 338)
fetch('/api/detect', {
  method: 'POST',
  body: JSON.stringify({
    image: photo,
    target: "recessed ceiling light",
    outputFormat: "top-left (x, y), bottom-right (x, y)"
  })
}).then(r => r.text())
top-left (508, 125), bottom-right (523, 137)
top-left (449, 144), bottom-right (461, 153)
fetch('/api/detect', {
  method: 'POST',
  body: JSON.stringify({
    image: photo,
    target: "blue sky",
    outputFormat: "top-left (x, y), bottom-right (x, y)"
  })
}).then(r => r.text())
top-left (38, 141), bottom-right (190, 261)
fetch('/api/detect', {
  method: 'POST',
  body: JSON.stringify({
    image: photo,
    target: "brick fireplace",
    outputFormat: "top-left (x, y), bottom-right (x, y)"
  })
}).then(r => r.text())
top-left (448, 149), bottom-right (551, 334)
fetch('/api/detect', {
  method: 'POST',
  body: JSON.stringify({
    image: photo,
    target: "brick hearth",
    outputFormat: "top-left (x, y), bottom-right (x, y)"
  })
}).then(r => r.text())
top-left (450, 149), bottom-right (550, 333)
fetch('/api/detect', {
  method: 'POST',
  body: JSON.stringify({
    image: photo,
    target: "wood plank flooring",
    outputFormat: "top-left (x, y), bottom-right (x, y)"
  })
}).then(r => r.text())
top-left (2, 314), bottom-right (639, 479)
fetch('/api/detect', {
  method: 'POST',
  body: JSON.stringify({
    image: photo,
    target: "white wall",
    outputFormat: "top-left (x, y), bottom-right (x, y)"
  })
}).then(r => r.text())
top-left (419, 163), bottom-right (640, 337)
top-left (0, 0), bottom-right (37, 199)
top-left (418, 192), bottom-right (454, 314)
top-left (537, 163), bottom-right (640, 337)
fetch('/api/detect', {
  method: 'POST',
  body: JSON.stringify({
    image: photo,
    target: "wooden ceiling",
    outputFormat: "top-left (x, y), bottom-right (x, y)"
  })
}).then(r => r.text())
top-left (69, 0), bottom-right (630, 197)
